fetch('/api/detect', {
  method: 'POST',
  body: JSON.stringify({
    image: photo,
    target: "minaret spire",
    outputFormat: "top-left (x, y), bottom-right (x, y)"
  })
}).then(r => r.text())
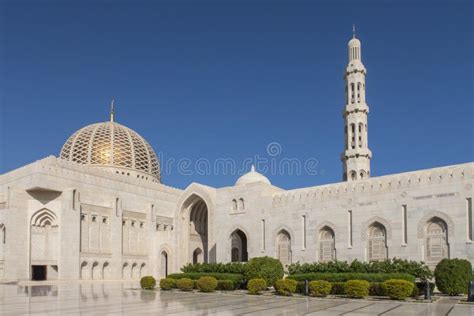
top-left (110, 99), bottom-right (115, 122)
top-left (352, 24), bottom-right (356, 38)
top-left (341, 29), bottom-right (372, 181)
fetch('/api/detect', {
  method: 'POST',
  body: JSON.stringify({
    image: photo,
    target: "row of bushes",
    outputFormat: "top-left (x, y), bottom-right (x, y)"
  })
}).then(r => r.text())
top-left (287, 259), bottom-right (433, 279)
top-left (287, 272), bottom-right (415, 283)
top-left (168, 272), bottom-right (244, 286)
top-left (181, 262), bottom-right (246, 274)
top-left (160, 276), bottom-right (235, 292)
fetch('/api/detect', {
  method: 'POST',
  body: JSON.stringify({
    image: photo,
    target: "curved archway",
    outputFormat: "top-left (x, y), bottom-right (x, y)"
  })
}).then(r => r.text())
top-left (160, 250), bottom-right (169, 277)
top-left (367, 222), bottom-right (387, 261)
top-left (122, 262), bottom-right (130, 279)
top-left (276, 230), bottom-right (291, 266)
top-left (92, 262), bottom-right (100, 280)
top-left (81, 261), bottom-right (89, 280)
top-left (30, 209), bottom-right (58, 280)
top-left (319, 226), bottom-right (335, 262)
top-left (102, 262), bottom-right (111, 280)
top-left (230, 229), bottom-right (248, 262)
top-left (424, 217), bottom-right (449, 267)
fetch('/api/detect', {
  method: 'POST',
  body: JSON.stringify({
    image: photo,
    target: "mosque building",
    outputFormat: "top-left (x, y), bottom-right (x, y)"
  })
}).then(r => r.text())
top-left (0, 33), bottom-right (472, 281)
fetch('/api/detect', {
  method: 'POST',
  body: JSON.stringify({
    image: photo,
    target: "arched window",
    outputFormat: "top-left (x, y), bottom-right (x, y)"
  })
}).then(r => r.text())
top-left (161, 251), bottom-right (169, 277)
top-left (350, 83), bottom-right (355, 104)
top-left (350, 171), bottom-right (357, 181)
top-left (277, 230), bottom-right (291, 266)
top-left (360, 170), bottom-right (366, 179)
top-left (232, 199), bottom-right (237, 211)
top-left (238, 198), bottom-right (245, 210)
top-left (319, 227), bottom-right (335, 262)
top-left (425, 217), bottom-right (448, 266)
top-left (368, 223), bottom-right (387, 261)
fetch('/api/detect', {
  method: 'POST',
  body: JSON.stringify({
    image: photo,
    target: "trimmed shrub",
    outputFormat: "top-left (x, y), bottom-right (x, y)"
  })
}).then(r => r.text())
top-left (244, 257), bottom-right (284, 287)
top-left (412, 281), bottom-right (435, 298)
top-left (434, 259), bottom-right (472, 296)
top-left (308, 280), bottom-right (332, 297)
top-left (287, 259), bottom-right (432, 280)
top-left (167, 272), bottom-right (244, 285)
top-left (197, 276), bottom-right (218, 292)
top-left (160, 278), bottom-right (176, 290)
top-left (181, 262), bottom-right (246, 274)
top-left (247, 278), bottom-right (267, 295)
top-left (369, 282), bottom-right (384, 296)
top-left (287, 272), bottom-right (415, 283)
top-left (382, 279), bottom-right (414, 300)
top-left (330, 282), bottom-right (346, 295)
top-left (217, 280), bottom-right (235, 291)
top-left (176, 278), bottom-right (194, 291)
top-left (274, 279), bottom-right (298, 296)
top-left (344, 280), bottom-right (370, 298)
top-left (140, 276), bottom-right (156, 290)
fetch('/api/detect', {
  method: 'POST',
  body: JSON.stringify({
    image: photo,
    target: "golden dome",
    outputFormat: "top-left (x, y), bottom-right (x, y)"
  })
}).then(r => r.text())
top-left (60, 119), bottom-right (160, 182)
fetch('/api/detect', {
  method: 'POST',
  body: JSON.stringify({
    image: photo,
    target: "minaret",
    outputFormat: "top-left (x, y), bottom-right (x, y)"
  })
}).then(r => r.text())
top-left (341, 26), bottom-right (372, 181)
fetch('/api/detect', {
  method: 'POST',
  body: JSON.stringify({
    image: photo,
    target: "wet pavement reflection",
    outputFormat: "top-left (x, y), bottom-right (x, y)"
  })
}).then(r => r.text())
top-left (0, 282), bottom-right (473, 315)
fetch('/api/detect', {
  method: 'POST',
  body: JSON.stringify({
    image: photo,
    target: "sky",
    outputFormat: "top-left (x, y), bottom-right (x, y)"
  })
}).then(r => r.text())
top-left (0, 0), bottom-right (473, 190)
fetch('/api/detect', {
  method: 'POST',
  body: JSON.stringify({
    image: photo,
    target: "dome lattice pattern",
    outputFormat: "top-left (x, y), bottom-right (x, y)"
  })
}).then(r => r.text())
top-left (60, 121), bottom-right (160, 182)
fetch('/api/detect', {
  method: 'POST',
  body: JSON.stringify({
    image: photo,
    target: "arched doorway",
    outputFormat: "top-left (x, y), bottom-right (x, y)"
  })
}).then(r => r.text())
top-left (189, 199), bottom-right (208, 263)
top-left (319, 226), bottom-right (335, 262)
top-left (30, 209), bottom-right (58, 280)
top-left (276, 230), bottom-right (291, 266)
top-left (192, 248), bottom-right (202, 264)
top-left (425, 217), bottom-right (449, 268)
top-left (160, 251), bottom-right (168, 277)
top-left (367, 222), bottom-right (387, 261)
top-left (230, 229), bottom-right (248, 262)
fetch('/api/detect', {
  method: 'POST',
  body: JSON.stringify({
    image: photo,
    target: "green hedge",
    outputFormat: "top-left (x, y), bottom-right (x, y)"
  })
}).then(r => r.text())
top-left (217, 280), bottom-right (235, 291)
top-left (176, 278), bottom-right (194, 291)
top-left (181, 262), bottom-right (246, 274)
top-left (382, 279), bottom-right (414, 300)
top-left (160, 278), bottom-right (176, 290)
top-left (274, 279), bottom-right (298, 296)
top-left (344, 280), bottom-right (370, 298)
top-left (434, 259), bottom-right (472, 296)
top-left (287, 259), bottom-right (432, 279)
top-left (168, 272), bottom-right (244, 284)
top-left (308, 280), bottom-right (332, 297)
top-left (247, 278), bottom-right (267, 295)
top-left (140, 276), bottom-right (156, 289)
top-left (197, 276), bottom-right (218, 292)
top-left (287, 272), bottom-right (415, 283)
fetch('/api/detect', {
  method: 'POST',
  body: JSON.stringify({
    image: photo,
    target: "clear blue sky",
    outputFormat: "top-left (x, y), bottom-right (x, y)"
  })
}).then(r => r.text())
top-left (0, 0), bottom-right (472, 189)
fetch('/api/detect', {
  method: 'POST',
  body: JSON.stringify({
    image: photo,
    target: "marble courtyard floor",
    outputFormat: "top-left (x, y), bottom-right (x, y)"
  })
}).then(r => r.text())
top-left (0, 282), bottom-right (473, 315)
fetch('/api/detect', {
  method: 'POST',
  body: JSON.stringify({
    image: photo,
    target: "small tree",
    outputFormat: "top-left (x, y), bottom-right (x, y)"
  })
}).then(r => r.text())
top-left (434, 259), bottom-right (472, 295)
top-left (244, 256), bottom-right (284, 287)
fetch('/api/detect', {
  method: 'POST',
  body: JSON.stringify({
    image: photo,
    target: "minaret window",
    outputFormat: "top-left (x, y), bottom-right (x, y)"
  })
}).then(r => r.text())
top-left (350, 83), bottom-right (355, 104)
top-left (351, 124), bottom-right (356, 149)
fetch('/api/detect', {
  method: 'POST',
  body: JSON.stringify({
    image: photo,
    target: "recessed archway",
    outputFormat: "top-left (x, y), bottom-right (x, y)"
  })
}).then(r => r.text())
top-left (230, 229), bottom-right (248, 262)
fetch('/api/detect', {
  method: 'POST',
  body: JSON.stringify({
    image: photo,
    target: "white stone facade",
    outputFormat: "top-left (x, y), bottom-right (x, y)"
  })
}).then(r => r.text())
top-left (0, 34), bottom-right (473, 281)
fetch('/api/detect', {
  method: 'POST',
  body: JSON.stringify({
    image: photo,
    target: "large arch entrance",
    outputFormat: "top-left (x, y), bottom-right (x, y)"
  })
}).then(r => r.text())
top-left (230, 229), bottom-right (248, 262)
top-left (30, 209), bottom-right (58, 280)
top-left (189, 199), bottom-right (208, 263)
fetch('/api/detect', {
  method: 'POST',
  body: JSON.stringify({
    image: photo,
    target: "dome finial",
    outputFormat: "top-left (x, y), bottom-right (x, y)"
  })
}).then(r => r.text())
top-left (251, 164), bottom-right (255, 172)
top-left (110, 99), bottom-right (115, 122)
top-left (352, 24), bottom-right (356, 39)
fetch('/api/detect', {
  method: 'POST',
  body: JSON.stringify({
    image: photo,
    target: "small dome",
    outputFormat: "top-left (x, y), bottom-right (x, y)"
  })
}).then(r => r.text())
top-left (348, 37), bottom-right (361, 47)
top-left (235, 165), bottom-right (271, 186)
top-left (60, 118), bottom-right (160, 182)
